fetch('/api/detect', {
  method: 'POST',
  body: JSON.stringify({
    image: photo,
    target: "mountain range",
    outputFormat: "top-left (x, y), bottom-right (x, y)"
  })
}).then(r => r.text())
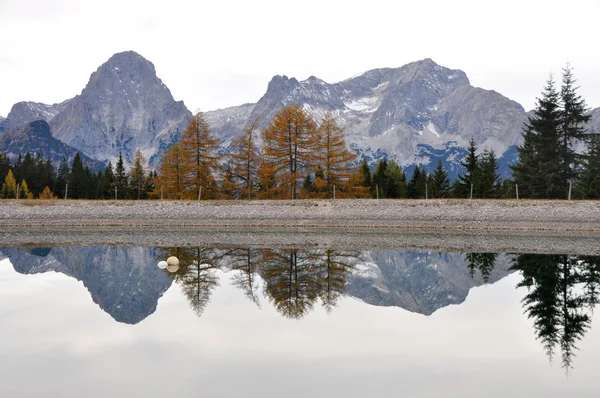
top-left (1, 51), bottom-right (599, 177)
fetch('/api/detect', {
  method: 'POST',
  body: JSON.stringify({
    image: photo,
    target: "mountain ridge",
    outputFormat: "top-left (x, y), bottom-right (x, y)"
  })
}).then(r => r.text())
top-left (3, 52), bottom-right (600, 176)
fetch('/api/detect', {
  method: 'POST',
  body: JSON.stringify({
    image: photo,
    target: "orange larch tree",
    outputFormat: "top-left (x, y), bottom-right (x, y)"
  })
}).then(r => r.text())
top-left (181, 112), bottom-right (219, 199)
top-left (262, 105), bottom-right (318, 199)
top-left (315, 114), bottom-right (357, 198)
top-left (158, 142), bottom-right (188, 199)
top-left (228, 119), bottom-right (260, 199)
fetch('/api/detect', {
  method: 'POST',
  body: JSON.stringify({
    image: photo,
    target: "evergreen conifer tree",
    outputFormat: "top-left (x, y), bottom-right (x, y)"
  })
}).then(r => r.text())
top-left (129, 148), bottom-right (147, 200)
top-left (559, 64), bottom-right (591, 190)
top-left (68, 153), bottom-right (87, 199)
top-left (371, 159), bottom-right (388, 198)
top-left (430, 160), bottom-right (451, 198)
top-left (0, 152), bottom-right (10, 184)
top-left (456, 138), bottom-right (479, 198)
top-left (114, 152), bottom-right (128, 199)
top-left (385, 160), bottom-right (406, 198)
top-left (512, 77), bottom-right (562, 199)
top-left (477, 148), bottom-right (502, 198)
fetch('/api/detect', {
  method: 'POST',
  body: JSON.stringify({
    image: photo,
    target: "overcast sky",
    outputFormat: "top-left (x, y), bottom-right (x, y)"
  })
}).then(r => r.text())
top-left (1, 0), bottom-right (599, 118)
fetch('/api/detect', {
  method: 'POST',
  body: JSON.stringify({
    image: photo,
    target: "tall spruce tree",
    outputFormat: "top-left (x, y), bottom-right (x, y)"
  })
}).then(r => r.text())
top-left (512, 77), bottom-right (562, 199)
top-left (371, 159), bottom-right (388, 198)
top-left (455, 138), bottom-right (479, 198)
top-left (559, 64), bottom-right (590, 191)
top-left (129, 148), bottom-right (147, 200)
top-left (430, 160), bottom-right (451, 198)
top-left (68, 153), bottom-right (87, 199)
top-left (476, 148), bottom-right (502, 198)
top-left (114, 152), bottom-right (128, 199)
top-left (407, 166), bottom-right (427, 199)
top-left (385, 160), bottom-right (406, 198)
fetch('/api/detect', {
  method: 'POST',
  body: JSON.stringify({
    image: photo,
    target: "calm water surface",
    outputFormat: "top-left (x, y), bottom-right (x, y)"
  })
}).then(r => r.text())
top-left (1, 245), bottom-right (599, 397)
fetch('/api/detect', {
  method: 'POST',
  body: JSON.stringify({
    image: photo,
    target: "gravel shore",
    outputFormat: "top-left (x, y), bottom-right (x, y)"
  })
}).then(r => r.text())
top-left (1, 199), bottom-right (599, 230)
top-left (1, 199), bottom-right (599, 253)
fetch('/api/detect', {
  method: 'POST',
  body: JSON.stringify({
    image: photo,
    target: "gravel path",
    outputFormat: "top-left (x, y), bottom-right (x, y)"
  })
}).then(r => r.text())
top-left (1, 199), bottom-right (600, 231)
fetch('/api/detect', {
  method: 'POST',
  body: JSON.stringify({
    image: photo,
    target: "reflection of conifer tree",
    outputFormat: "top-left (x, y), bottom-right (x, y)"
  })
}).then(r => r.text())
top-left (465, 252), bottom-right (498, 283)
top-left (260, 249), bottom-right (322, 319)
top-left (580, 256), bottom-right (600, 310)
top-left (512, 254), bottom-right (599, 372)
top-left (227, 248), bottom-right (263, 308)
top-left (159, 247), bottom-right (221, 317)
top-left (317, 249), bottom-right (358, 312)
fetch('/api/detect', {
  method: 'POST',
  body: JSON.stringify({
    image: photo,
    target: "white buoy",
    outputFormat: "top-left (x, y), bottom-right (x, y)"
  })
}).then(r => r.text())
top-left (157, 261), bottom-right (168, 269)
top-left (167, 264), bottom-right (180, 273)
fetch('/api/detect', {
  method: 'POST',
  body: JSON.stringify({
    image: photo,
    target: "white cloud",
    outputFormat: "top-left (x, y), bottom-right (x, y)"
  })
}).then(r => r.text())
top-left (0, 0), bottom-right (599, 116)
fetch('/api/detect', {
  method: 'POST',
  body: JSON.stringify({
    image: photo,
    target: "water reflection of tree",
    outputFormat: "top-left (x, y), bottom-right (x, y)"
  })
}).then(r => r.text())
top-left (466, 252), bottom-right (498, 283)
top-left (158, 247), bottom-right (359, 319)
top-left (227, 248), bottom-right (263, 308)
top-left (159, 247), bottom-right (222, 317)
top-left (318, 249), bottom-right (358, 312)
top-left (260, 249), bottom-right (323, 319)
top-left (259, 249), bottom-right (359, 319)
top-left (511, 254), bottom-right (600, 372)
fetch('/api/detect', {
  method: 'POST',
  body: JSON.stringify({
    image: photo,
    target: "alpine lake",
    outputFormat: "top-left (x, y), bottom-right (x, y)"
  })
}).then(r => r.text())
top-left (1, 230), bottom-right (599, 397)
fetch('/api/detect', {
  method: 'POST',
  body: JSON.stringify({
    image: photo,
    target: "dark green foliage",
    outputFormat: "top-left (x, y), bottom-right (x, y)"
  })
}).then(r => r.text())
top-left (114, 152), bottom-right (128, 199)
top-left (512, 77), bottom-right (563, 198)
top-left (407, 166), bottom-right (427, 199)
top-left (577, 134), bottom-right (600, 199)
top-left (476, 148), bottom-right (502, 198)
top-left (68, 153), bottom-right (88, 199)
top-left (455, 138), bottom-right (478, 198)
top-left (511, 254), bottom-right (600, 372)
top-left (371, 159), bottom-right (388, 198)
top-left (0, 151), bottom-right (11, 186)
top-left (385, 160), bottom-right (406, 198)
top-left (358, 158), bottom-right (371, 189)
top-left (429, 160), bottom-right (451, 198)
top-left (99, 162), bottom-right (115, 199)
top-left (466, 252), bottom-right (497, 283)
top-left (559, 65), bottom-right (591, 187)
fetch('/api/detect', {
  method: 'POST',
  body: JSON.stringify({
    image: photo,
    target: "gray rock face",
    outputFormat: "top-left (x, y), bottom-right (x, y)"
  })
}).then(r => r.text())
top-left (4, 247), bottom-right (172, 324)
top-left (49, 51), bottom-right (191, 168)
top-left (0, 120), bottom-right (104, 170)
top-left (348, 251), bottom-right (513, 315)
top-left (0, 100), bottom-right (70, 132)
top-left (207, 59), bottom-right (528, 170)
top-left (589, 107), bottom-right (600, 134)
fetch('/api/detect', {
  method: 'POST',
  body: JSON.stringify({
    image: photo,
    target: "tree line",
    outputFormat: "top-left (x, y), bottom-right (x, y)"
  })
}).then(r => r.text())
top-left (0, 149), bottom-right (154, 199)
top-left (511, 65), bottom-right (599, 199)
top-left (1, 64), bottom-right (599, 200)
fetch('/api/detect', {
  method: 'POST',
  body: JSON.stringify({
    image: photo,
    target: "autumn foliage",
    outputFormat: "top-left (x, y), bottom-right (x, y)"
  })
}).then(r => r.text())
top-left (155, 105), bottom-right (361, 200)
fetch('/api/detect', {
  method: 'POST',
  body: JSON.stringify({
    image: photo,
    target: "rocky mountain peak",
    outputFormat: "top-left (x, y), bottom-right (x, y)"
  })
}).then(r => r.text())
top-left (48, 50), bottom-right (191, 168)
top-left (82, 50), bottom-right (170, 104)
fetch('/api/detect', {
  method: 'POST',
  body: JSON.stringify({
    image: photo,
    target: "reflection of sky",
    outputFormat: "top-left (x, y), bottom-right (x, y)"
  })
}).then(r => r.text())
top-left (1, 258), bottom-right (599, 397)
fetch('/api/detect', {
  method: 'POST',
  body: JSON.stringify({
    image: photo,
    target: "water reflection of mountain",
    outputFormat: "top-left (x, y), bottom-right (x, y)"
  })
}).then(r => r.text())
top-left (2, 247), bottom-right (513, 323)
top-left (348, 251), bottom-right (513, 315)
top-left (3, 247), bottom-right (173, 325)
